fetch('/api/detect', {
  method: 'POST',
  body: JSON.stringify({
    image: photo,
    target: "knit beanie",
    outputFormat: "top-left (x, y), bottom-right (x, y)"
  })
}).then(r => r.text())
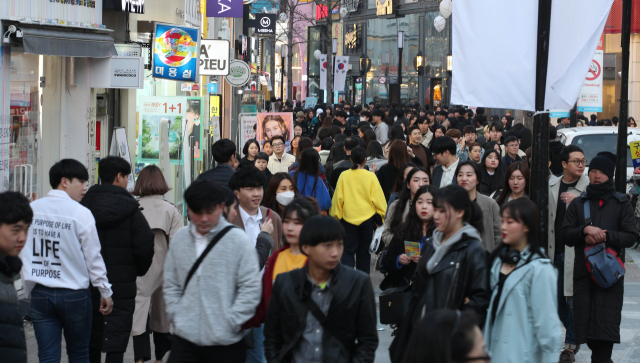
top-left (588, 151), bottom-right (616, 180)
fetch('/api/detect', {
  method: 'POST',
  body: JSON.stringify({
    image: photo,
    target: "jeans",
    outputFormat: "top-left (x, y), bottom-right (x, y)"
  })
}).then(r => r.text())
top-left (555, 252), bottom-right (576, 346)
top-left (341, 217), bottom-right (375, 274)
top-left (246, 324), bottom-right (266, 363)
top-left (29, 284), bottom-right (92, 363)
top-left (167, 335), bottom-right (246, 363)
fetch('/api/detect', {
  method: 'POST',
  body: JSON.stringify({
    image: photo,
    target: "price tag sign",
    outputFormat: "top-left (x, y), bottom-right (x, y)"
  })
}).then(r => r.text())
top-left (630, 141), bottom-right (640, 168)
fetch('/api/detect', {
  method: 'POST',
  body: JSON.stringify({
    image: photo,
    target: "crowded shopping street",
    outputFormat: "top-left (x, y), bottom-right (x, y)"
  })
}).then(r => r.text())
top-left (3, 0), bottom-right (640, 362)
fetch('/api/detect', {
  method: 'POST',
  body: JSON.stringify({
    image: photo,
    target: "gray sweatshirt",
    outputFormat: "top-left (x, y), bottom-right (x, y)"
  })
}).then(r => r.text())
top-left (163, 218), bottom-right (261, 346)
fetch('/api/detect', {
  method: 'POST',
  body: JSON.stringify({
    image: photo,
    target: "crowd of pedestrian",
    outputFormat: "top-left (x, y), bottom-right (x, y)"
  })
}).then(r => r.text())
top-left (0, 100), bottom-right (636, 363)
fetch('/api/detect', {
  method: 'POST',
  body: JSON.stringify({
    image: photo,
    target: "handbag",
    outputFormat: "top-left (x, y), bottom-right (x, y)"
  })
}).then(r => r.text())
top-left (370, 226), bottom-right (384, 253)
top-left (379, 285), bottom-right (412, 325)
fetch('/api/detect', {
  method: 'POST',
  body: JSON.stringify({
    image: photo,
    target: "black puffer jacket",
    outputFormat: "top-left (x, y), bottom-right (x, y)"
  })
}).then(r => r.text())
top-left (389, 233), bottom-right (490, 363)
top-left (81, 184), bottom-right (154, 352)
top-left (0, 254), bottom-right (26, 363)
top-left (562, 191), bottom-right (637, 343)
top-left (264, 264), bottom-right (378, 363)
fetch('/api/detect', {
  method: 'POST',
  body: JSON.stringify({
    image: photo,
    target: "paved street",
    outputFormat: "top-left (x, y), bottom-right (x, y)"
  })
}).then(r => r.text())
top-left (24, 249), bottom-right (640, 363)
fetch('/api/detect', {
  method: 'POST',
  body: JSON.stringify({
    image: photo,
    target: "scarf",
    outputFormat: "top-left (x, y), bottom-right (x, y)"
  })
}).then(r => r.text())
top-left (426, 223), bottom-right (482, 273)
top-left (585, 179), bottom-right (616, 201)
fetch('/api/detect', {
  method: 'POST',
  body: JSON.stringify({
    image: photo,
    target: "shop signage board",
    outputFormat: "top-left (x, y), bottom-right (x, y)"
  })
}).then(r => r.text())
top-left (255, 14), bottom-right (276, 34)
top-left (118, 0), bottom-right (145, 13)
top-left (210, 95), bottom-right (222, 117)
top-left (0, 0), bottom-right (105, 29)
top-left (240, 113), bottom-right (259, 153)
top-left (225, 60), bottom-right (251, 86)
top-left (208, 83), bottom-right (218, 93)
top-left (199, 39), bottom-right (230, 76)
top-left (305, 97), bottom-right (318, 109)
top-left (115, 44), bottom-right (142, 57)
top-left (90, 56), bottom-right (144, 89)
top-left (181, 84), bottom-right (192, 91)
top-left (207, 0), bottom-right (243, 18)
top-left (577, 33), bottom-right (604, 113)
top-left (138, 96), bottom-right (204, 165)
top-left (152, 23), bottom-right (200, 82)
top-left (109, 128), bottom-right (136, 191)
top-left (550, 110), bottom-right (570, 118)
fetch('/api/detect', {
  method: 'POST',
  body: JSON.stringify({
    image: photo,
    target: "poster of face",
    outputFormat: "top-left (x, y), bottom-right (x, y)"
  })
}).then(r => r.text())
top-left (138, 96), bottom-right (203, 165)
top-left (256, 113), bottom-right (293, 152)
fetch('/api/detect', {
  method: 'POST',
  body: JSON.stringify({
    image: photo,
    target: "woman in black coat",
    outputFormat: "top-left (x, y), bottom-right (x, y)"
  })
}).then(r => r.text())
top-left (389, 185), bottom-right (490, 363)
top-left (562, 162), bottom-right (637, 360)
top-left (376, 140), bottom-right (423, 202)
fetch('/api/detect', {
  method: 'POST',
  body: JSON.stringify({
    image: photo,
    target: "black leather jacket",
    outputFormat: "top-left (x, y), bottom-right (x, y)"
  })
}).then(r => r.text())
top-left (264, 264), bottom-right (379, 363)
top-left (389, 234), bottom-right (490, 363)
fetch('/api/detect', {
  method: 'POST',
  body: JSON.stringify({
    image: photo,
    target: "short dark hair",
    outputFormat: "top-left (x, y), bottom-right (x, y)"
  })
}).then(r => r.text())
top-left (344, 137), bottom-right (359, 151)
top-left (490, 121), bottom-right (504, 132)
top-left (212, 139), bottom-right (237, 163)
top-left (228, 166), bottom-right (266, 190)
top-left (353, 105), bottom-right (362, 114)
top-left (549, 125), bottom-right (558, 139)
top-left (408, 125), bottom-right (421, 135)
top-left (321, 137), bottom-right (335, 151)
top-left (99, 156), bottom-right (131, 185)
top-left (590, 114), bottom-right (597, 121)
top-left (335, 111), bottom-right (348, 118)
top-left (431, 136), bottom-right (456, 155)
top-left (255, 152), bottom-right (270, 162)
top-left (317, 128), bottom-right (332, 141)
top-left (560, 145), bottom-right (584, 163)
top-left (270, 135), bottom-right (286, 145)
top-left (242, 139), bottom-right (260, 157)
top-left (504, 136), bottom-right (519, 146)
top-left (0, 192), bottom-right (33, 226)
top-left (463, 125), bottom-right (476, 135)
top-left (334, 133), bottom-right (347, 143)
top-left (299, 215), bottom-right (346, 252)
top-left (361, 111), bottom-right (372, 120)
top-left (184, 179), bottom-right (227, 213)
top-left (372, 110), bottom-right (384, 118)
top-left (396, 109), bottom-right (405, 118)
top-left (49, 159), bottom-right (89, 189)
top-left (416, 116), bottom-right (428, 125)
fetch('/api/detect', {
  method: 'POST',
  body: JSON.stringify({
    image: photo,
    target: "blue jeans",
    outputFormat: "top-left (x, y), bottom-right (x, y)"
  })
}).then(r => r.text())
top-left (29, 284), bottom-right (93, 363)
top-left (555, 253), bottom-right (576, 345)
top-left (246, 324), bottom-right (266, 363)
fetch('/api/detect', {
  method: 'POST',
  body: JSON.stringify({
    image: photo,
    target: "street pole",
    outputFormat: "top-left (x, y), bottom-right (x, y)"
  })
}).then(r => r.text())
top-left (570, 103), bottom-right (577, 127)
top-left (616, 0), bottom-right (632, 193)
top-left (530, 0), bottom-right (552, 245)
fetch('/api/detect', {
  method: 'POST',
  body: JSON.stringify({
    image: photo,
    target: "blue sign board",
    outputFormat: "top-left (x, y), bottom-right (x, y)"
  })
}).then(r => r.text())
top-left (208, 83), bottom-right (218, 93)
top-left (251, 0), bottom-right (279, 13)
top-left (549, 110), bottom-right (570, 118)
top-left (152, 23), bottom-right (200, 82)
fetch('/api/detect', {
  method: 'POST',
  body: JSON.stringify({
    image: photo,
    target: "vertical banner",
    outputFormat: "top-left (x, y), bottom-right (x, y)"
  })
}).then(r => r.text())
top-left (256, 113), bottom-right (293, 151)
top-left (152, 23), bottom-right (200, 82)
top-left (333, 56), bottom-right (349, 91)
top-left (319, 54), bottom-right (328, 90)
top-left (577, 33), bottom-right (604, 112)
top-left (158, 119), bottom-right (174, 202)
top-left (109, 128), bottom-right (136, 191)
top-left (240, 114), bottom-right (258, 153)
top-left (138, 96), bottom-right (203, 165)
top-left (209, 95), bottom-right (222, 144)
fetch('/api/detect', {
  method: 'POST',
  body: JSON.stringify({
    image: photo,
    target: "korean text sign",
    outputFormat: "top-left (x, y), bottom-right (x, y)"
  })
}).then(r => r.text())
top-left (153, 23), bottom-right (200, 82)
top-left (138, 96), bottom-right (203, 165)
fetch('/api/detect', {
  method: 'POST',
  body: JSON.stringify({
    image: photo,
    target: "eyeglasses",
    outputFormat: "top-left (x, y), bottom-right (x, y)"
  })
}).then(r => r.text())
top-left (272, 143), bottom-right (284, 147)
top-left (567, 159), bottom-right (587, 166)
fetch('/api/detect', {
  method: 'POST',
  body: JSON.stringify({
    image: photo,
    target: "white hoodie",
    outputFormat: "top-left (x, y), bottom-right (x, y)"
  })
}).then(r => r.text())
top-left (20, 190), bottom-right (112, 298)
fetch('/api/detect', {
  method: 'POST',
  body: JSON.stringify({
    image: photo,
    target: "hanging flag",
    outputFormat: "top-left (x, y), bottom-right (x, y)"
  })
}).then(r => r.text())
top-left (333, 56), bottom-right (350, 91)
top-left (451, 0), bottom-right (613, 111)
top-left (319, 54), bottom-right (328, 90)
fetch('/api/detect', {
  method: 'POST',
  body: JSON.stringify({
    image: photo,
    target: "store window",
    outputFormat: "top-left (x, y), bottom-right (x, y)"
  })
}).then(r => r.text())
top-left (9, 52), bottom-right (40, 200)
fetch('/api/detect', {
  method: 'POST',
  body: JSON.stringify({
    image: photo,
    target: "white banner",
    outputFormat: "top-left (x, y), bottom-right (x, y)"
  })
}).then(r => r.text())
top-left (333, 56), bottom-right (349, 91)
top-left (158, 119), bottom-right (173, 202)
top-left (577, 34), bottom-right (604, 112)
top-left (319, 54), bottom-right (328, 90)
top-left (109, 128), bottom-right (135, 191)
top-left (240, 114), bottom-right (258, 153)
top-left (451, 0), bottom-right (613, 111)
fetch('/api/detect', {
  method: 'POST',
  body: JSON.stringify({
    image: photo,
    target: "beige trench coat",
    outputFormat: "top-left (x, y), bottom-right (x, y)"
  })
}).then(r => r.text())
top-left (131, 195), bottom-right (184, 335)
top-left (548, 173), bottom-right (589, 296)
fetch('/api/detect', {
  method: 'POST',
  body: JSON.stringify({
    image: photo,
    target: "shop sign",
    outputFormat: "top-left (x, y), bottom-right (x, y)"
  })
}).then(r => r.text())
top-left (240, 114), bottom-right (259, 152)
top-left (210, 95), bottom-right (221, 117)
top-left (208, 83), bottom-right (218, 93)
top-left (115, 43), bottom-right (142, 57)
top-left (376, 0), bottom-right (393, 16)
top-left (251, 0), bottom-right (279, 14)
top-left (192, 85), bottom-right (199, 91)
top-left (90, 57), bottom-right (144, 89)
top-left (152, 23), bottom-right (200, 82)
top-left (181, 84), bottom-right (193, 91)
top-left (199, 39), bottom-right (230, 76)
top-left (118, 0), bottom-right (145, 14)
top-left (138, 96), bottom-right (204, 165)
top-left (207, 0), bottom-right (243, 18)
top-left (255, 14), bottom-right (276, 34)
top-left (225, 60), bottom-right (251, 87)
top-left (1, 0), bottom-right (104, 29)
top-left (345, 24), bottom-right (361, 50)
top-left (577, 33), bottom-right (604, 112)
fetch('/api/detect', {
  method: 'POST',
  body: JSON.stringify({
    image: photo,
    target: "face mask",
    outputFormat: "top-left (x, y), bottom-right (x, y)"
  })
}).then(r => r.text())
top-left (276, 191), bottom-right (295, 206)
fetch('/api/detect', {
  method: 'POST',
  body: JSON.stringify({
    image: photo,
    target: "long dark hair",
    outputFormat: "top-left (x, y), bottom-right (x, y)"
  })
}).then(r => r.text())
top-left (395, 185), bottom-right (439, 243)
top-left (489, 198), bottom-right (546, 262)
top-left (402, 309), bottom-right (479, 363)
top-left (429, 125), bottom-right (447, 149)
top-left (389, 167), bottom-right (431, 234)
top-left (495, 161), bottom-right (530, 206)
top-left (433, 184), bottom-right (484, 235)
top-left (388, 140), bottom-right (411, 170)
top-left (391, 162), bottom-right (419, 194)
top-left (294, 148), bottom-right (321, 196)
top-left (364, 129), bottom-right (377, 149)
top-left (367, 140), bottom-right (384, 159)
top-left (262, 172), bottom-right (301, 212)
top-left (386, 125), bottom-right (406, 147)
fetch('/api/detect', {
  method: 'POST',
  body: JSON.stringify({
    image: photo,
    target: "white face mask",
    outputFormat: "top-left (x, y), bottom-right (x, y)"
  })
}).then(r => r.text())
top-left (276, 191), bottom-right (295, 206)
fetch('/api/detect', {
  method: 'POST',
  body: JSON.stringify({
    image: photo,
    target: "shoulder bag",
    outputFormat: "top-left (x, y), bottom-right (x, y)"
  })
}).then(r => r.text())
top-left (183, 226), bottom-right (236, 292)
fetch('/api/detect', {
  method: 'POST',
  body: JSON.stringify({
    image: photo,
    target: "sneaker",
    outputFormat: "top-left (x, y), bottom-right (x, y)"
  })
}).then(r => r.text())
top-left (559, 349), bottom-right (575, 363)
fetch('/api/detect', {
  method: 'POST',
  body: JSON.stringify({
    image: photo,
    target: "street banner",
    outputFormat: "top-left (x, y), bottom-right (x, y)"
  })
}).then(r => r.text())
top-left (199, 39), bottom-right (230, 76)
top-left (451, 0), bottom-right (613, 111)
top-left (209, 95), bottom-right (222, 145)
top-left (334, 56), bottom-right (349, 91)
top-left (257, 113), bottom-right (293, 151)
top-left (206, 0), bottom-right (243, 17)
top-left (138, 96), bottom-right (203, 165)
top-left (306, 97), bottom-right (318, 109)
top-left (240, 114), bottom-right (258, 153)
top-left (630, 140), bottom-right (640, 169)
top-left (109, 128), bottom-right (135, 191)
top-left (550, 110), bottom-right (570, 118)
top-left (152, 23), bottom-right (200, 82)
top-left (577, 34), bottom-right (604, 112)
top-left (158, 119), bottom-right (173, 202)
top-left (319, 54), bottom-right (328, 90)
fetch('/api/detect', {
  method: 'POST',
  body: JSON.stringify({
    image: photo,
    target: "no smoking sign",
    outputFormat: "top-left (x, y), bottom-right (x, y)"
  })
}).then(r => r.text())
top-left (586, 59), bottom-right (601, 81)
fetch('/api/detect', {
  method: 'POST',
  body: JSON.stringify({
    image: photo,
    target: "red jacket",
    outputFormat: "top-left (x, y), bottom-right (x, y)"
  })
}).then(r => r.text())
top-left (243, 246), bottom-right (308, 328)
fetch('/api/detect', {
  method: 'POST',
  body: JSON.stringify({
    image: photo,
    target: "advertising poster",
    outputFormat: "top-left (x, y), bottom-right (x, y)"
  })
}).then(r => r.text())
top-left (138, 96), bottom-right (203, 165)
top-left (577, 33), bottom-right (604, 113)
top-left (305, 97), bottom-right (318, 109)
top-left (152, 23), bottom-right (200, 82)
top-left (240, 114), bottom-right (258, 153)
top-left (256, 113), bottom-right (293, 151)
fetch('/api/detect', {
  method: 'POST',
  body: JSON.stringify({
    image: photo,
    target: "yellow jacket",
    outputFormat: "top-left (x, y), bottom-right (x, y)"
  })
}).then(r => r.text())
top-left (330, 169), bottom-right (387, 226)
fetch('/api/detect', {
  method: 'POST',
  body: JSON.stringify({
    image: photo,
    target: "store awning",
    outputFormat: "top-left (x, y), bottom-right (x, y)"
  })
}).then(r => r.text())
top-left (19, 27), bottom-right (117, 58)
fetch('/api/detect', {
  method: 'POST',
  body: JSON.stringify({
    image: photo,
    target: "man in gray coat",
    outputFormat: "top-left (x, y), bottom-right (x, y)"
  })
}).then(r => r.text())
top-left (164, 179), bottom-right (261, 363)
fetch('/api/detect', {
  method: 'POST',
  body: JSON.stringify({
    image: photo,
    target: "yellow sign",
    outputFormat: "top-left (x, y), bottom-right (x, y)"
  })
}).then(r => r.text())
top-left (210, 95), bottom-right (221, 117)
top-left (332, 22), bottom-right (343, 56)
top-left (631, 141), bottom-right (640, 162)
top-left (376, 0), bottom-right (393, 15)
